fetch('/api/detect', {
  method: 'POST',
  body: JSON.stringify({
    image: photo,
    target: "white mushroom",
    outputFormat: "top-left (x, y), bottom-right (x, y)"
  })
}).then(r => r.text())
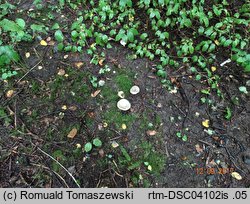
top-left (118, 91), bottom-right (125, 98)
top-left (130, 85), bottom-right (140, 95)
top-left (117, 99), bottom-right (131, 111)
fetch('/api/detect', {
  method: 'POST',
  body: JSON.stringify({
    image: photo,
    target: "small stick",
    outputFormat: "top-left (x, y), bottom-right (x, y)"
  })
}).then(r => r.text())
top-left (16, 60), bottom-right (42, 84)
top-left (37, 147), bottom-right (81, 188)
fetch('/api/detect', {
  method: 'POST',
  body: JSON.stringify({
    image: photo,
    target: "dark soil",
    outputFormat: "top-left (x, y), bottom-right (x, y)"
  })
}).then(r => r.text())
top-left (0, 1), bottom-right (250, 188)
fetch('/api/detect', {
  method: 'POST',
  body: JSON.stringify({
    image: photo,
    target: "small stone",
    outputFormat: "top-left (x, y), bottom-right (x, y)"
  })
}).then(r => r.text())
top-left (38, 65), bottom-right (43, 70)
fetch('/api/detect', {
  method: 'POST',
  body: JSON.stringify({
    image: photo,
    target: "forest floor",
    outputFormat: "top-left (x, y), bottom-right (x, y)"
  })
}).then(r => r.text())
top-left (0, 0), bottom-right (250, 188)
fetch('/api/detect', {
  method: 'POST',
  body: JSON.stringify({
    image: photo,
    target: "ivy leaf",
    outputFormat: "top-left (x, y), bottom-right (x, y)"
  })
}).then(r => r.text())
top-left (84, 142), bottom-right (93, 153)
top-left (119, 0), bottom-right (132, 8)
top-left (93, 138), bottom-right (102, 147)
top-left (0, 19), bottom-right (21, 32)
top-left (157, 70), bottom-right (167, 78)
top-left (15, 18), bottom-right (25, 29)
top-left (54, 30), bottom-right (64, 42)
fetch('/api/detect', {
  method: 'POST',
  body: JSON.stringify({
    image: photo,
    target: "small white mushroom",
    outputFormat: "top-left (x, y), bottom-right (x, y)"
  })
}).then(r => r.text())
top-left (130, 85), bottom-right (140, 95)
top-left (117, 99), bottom-right (131, 111)
top-left (118, 91), bottom-right (125, 98)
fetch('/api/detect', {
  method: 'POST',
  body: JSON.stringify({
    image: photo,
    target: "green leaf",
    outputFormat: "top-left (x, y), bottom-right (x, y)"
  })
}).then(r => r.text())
top-left (120, 146), bottom-right (131, 161)
top-left (57, 43), bottom-right (64, 51)
top-left (30, 24), bottom-right (45, 32)
top-left (182, 135), bottom-right (188, 141)
top-left (157, 70), bottom-right (167, 78)
top-left (140, 33), bottom-right (148, 40)
top-left (239, 86), bottom-right (248, 94)
top-left (176, 132), bottom-right (182, 138)
top-left (15, 18), bottom-right (25, 29)
top-left (52, 23), bottom-right (60, 30)
top-left (202, 43), bottom-right (209, 52)
top-left (0, 19), bottom-right (21, 32)
top-left (93, 138), bottom-right (102, 147)
top-left (55, 30), bottom-right (64, 42)
top-left (225, 107), bottom-right (232, 120)
top-left (84, 142), bottom-right (93, 153)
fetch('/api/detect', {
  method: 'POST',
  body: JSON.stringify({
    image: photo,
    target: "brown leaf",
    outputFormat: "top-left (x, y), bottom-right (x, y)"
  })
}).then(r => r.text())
top-left (67, 128), bottom-right (78, 139)
top-left (98, 58), bottom-right (105, 66)
top-left (146, 130), bottom-right (157, 136)
top-left (91, 90), bottom-right (101, 97)
top-left (57, 68), bottom-right (65, 76)
top-left (75, 62), bottom-right (84, 69)
top-left (6, 90), bottom-right (14, 98)
top-left (69, 106), bottom-right (77, 111)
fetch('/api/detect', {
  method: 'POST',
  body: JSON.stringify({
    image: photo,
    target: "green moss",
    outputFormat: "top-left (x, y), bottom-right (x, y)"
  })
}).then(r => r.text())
top-left (115, 73), bottom-right (133, 94)
top-left (103, 107), bottom-right (136, 129)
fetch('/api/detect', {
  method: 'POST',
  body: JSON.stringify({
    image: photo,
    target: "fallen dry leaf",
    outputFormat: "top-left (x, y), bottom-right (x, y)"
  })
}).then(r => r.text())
top-left (48, 41), bottom-right (55, 46)
top-left (40, 40), bottom-right (47, 46)
top-left (6, 90), bottom-right (14, 98)
top-left (69, 106), bottom-right (77, 111)
top-left (75, 62), bottom-right (84, 68)
top-left (146, 130), bottom-right (157, 136)
top-left (98, 58), bottom-right (105, 66)
top-left (25, 52), bottom-right (31, 58)
top-left (57, 68), bottom-right (65, 76)
top-left (121, 123), bottom-right (127, 130)
top-left (67, 128), bottom-right (78, 139)
top-left (91, 90), bottom-right (101, 97)
top-left (195, 144), bottom-right (203, 154)
top-left (211, 66), bottom-right (217, 72)
top-left (202, 119), bottom-right (210, 128)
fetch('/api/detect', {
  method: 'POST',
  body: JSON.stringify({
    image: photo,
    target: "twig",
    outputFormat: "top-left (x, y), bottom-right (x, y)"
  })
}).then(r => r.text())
top-left (37, 147), bottom-right (81, 188)
top-left (198, 140), bottom-right (215, 147)
top-left (16, 60), bottom-right (42, 84)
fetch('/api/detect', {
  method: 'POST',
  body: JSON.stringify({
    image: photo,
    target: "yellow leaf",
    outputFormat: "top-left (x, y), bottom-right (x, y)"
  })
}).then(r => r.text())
top-left (40, 40), bottom-right (47, 46)
top-left (6, 90), bottom-right (14, 98)
top-left (121, 123), bottom-right (127, 130)
top-left (61, 105), bottom-right (67, 110)
top-left (76, 143), bottom-right (81, 148)
top-left (103, 122), bottom-right (108, 128)
top-left (67, 128), bottom-right (78, 139)
top-left (231, 172), bottom-right (242, 180)
top-left (75, 62), bottom-right (84, 68)
top-left (147, 165), bottom-right (152, 171)
top-left (211, 66), bottom-right (217, 72)
top-left (202, 119), bottom-right (210, 128)
top-left (214, 40), bottom-right (219, 46)
top-left (25, 52), bottom-right (31, 58)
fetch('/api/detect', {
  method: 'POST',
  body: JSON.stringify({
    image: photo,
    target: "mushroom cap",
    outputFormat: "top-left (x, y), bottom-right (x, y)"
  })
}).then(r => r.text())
top-left (118, 91), bottom-right (125, 98)
top-left (130, 85), bottom-right (140, 95)
top-left (117, 99), bottom-right (131, 111)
